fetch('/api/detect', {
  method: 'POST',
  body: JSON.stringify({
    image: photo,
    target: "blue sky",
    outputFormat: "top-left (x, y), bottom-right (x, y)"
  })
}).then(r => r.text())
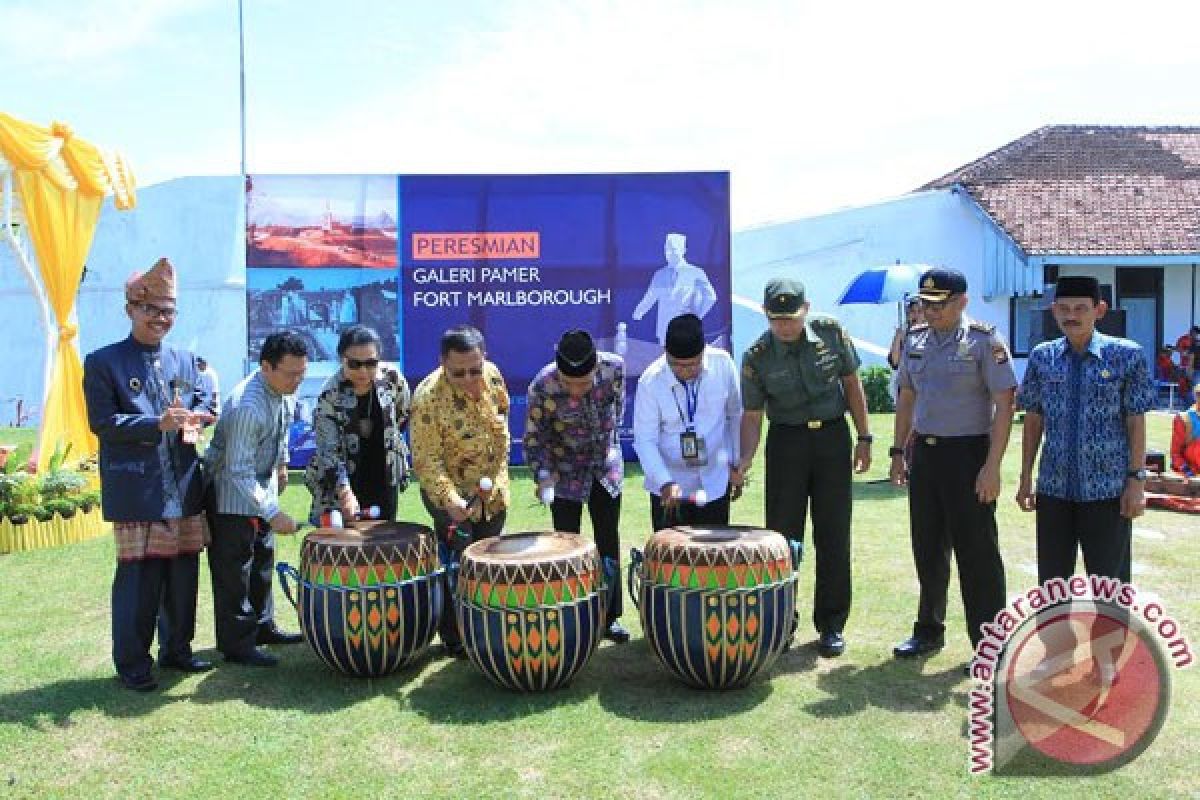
top-left (4, 0), bottom-right (1199, 227)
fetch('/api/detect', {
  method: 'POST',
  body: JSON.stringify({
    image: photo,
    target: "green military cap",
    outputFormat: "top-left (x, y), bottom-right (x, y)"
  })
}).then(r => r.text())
top-left (763, 278), bottom-right (807, 319)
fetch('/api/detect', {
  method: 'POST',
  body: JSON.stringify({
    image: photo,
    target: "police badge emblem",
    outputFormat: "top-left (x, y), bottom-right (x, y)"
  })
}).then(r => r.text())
top-left (128, 377), bottom-right (142, 393)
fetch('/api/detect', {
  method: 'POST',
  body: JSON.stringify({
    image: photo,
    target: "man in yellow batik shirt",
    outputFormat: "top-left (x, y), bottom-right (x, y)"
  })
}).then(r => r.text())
top-left (410, 324), bottom-right (511, 657)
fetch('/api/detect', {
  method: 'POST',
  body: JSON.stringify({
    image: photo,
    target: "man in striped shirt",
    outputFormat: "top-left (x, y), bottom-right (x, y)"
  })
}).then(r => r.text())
top-left (204, 331), bottom-right (308, 667)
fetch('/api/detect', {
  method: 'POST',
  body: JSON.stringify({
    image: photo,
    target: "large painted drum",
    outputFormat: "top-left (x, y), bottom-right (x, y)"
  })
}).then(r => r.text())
top-left (277, 520), bottom-right (443, 678)
top-left (457, 531), bottom-right (605, 691)
top-left (629, 525), bottom-right (798, 689)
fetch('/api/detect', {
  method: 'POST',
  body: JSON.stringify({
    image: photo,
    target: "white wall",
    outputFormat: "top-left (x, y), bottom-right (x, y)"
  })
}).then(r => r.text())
top-left (730, 188), bottom-right (1006, 366)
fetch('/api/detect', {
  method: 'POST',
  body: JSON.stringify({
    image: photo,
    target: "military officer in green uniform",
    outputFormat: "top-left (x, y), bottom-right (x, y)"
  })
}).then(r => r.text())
top-left (738, 278), bottom-right (872, 657)
top-left (889, 268), bottom-right (1016, 664)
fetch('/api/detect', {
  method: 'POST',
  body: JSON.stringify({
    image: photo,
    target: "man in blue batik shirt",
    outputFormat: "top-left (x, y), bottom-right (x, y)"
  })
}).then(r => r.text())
top-left (1016, 275), bottom-right (1155, 587)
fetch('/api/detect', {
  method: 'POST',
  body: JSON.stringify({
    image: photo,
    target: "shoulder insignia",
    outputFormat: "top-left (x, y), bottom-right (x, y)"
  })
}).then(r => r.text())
top-left (810, 314), bottom-right (840, 328)
top-left (992, 344), bottom-right (1010, 365)
top-left (969, 321), bottom-right (996, 334)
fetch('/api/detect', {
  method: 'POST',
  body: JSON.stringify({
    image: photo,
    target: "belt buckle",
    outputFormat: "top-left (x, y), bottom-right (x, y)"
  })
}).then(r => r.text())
top-left (924, 436), bottom-right (937, 446)
top-left (807, 420), bottom-right (822, 430)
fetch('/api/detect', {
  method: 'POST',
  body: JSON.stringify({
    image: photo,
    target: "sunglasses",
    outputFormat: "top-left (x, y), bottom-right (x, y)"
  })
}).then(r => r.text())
top-left (919, 294), bottom-right (959, 312)
top-left (345, 357), bottom-right (380, 370)
top-left (136, 302), bottom-right (178, 320)
top-left (448, 367), bottom-right (484, 379)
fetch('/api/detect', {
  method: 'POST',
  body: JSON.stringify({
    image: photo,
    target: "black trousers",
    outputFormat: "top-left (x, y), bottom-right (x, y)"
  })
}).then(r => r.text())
top-left (765, 418), bottom-right (853, 635)
top-left (421, 490), bottom-right (506, 648)
top-left (907, 435), bottom-right (1007, 649)
top-left (1035, 495), bottom-right (1132, 584)
top-left (206, 512), bottom-right (278, 657)
top-left (111, 554), bottom-right (199, 680)
top-left (650, 491), bottom-right (731, 532)
top-left (552, 480), bottom-right (623, 621)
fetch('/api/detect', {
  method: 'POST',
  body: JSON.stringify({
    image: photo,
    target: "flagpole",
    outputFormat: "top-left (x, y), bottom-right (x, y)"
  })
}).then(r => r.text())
top-left (238, 0), bottom-right (247, 176)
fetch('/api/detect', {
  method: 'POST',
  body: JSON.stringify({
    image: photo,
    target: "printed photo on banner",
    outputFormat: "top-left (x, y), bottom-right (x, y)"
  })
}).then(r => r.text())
top-left (246, 174), bottom-right (398, 269)
top-left (247, 268), bottom-right (399, 364)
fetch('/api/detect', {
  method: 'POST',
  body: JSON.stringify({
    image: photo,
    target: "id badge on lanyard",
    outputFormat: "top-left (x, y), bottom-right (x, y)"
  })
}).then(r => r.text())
top-left (675, 379), bottom-right (708, 467)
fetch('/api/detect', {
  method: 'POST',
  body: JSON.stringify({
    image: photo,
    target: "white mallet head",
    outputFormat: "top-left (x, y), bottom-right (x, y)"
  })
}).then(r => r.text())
top-left (693, 489), bottom-right (708, 507)
top-left (479, 477), bottom-right (494, 492)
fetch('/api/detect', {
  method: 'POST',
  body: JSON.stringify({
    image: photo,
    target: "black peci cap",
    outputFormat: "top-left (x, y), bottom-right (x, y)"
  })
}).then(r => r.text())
top-left (665, 313), bottom-right (705, 359)
top-left (555, 329), bottom-right (598, 377)
top-left (1054, 275), bottom-right (1101, 303)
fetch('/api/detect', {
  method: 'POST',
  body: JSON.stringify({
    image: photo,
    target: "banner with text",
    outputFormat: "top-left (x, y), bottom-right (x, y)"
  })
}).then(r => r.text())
top-left (246, 172), bottom-right (732, 464)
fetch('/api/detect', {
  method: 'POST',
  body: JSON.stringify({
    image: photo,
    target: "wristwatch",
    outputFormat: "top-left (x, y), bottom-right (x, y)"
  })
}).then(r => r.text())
top-left (888, 446), bottom-right (905, 457)
top-left (857, 434), bottom-right (874, 444)
top-left (1126, 468), bottom-right (1148, 481)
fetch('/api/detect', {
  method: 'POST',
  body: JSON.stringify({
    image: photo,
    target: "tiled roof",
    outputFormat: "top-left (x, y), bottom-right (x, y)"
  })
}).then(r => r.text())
top-left (921, 126), bottom-right (1200, 256)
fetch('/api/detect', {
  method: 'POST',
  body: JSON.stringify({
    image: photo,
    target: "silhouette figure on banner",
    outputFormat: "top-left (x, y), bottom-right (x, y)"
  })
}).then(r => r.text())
top-left (632, 233), bottom-right (717, 345)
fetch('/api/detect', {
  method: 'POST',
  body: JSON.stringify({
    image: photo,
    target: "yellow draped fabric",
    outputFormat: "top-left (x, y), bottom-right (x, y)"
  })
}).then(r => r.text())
top-left (0, 112), bottom-right (137, 470)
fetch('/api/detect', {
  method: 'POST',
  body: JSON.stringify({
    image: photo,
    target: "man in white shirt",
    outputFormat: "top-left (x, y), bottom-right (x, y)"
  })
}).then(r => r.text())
top-left (634, 313), bottom-right (742, 530)
top-left (632, 233), bottom-right (718, 345)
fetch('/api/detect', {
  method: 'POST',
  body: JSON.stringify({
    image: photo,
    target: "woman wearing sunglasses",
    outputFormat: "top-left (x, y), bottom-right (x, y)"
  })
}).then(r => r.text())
top-left (305, 325), bottom-right (411, 523)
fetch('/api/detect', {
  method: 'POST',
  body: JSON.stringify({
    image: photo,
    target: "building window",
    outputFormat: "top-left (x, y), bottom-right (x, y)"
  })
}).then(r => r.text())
top-left (1010, 295), bottom-right (1047, 357)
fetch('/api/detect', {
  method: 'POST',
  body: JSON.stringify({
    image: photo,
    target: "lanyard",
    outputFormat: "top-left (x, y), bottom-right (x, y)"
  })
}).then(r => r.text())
top-left (671, 378), bottom-right (700, 430)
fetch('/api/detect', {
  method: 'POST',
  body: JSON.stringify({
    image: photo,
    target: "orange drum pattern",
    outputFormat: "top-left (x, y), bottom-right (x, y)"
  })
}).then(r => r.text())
top-left (630, 526), bottom-right (798, 689)
top-left (278, 522), bottom-right (444, 677)
top-left (456, 532), bottom-right (605, 691)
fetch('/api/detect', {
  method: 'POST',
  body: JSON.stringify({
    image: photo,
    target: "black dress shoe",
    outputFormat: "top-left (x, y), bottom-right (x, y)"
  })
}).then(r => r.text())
top-left (817, 631), bottom-right (846, 658)
top-left (159, 655), bottom-right (215, 673)
top-left (224, 648), bottom-right (280, 667)
top-left (442, 642), bottom-right (467, 659)
top-left (256, 627), bottom-right (304, 646)
top-left (117, 673), bottom-right (158, 692)
top-left (893, 636), bottom-right (944, 659)
top-left (603, 621), bottom-right (631, 643)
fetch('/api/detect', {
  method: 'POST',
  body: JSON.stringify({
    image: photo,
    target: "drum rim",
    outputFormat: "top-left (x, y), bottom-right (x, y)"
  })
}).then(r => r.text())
top-left (304, 523), bottom-right (436, 547)
top-left (461, 530), bottom-right (597, 564)
top-left (651, 524), bottom-right (787, 543)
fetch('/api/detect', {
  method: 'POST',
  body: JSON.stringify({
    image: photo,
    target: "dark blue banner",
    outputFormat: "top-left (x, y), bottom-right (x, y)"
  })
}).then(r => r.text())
top-left (398, 173), bottom-right (732, 462)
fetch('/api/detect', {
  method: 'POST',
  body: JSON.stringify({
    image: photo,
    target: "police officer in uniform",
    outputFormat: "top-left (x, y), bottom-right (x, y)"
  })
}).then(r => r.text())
top-left (739, 278), bottom-right (872, 657)
top-left (889, 268), bottom-right (1016, 662)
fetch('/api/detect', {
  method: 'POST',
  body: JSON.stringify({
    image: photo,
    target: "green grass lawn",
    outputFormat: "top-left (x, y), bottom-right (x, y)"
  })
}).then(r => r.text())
top-left (1, 414), bottom-right (1196, 798)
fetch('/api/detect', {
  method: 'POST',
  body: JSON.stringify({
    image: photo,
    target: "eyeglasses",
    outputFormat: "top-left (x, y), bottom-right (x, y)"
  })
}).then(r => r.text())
top-left (345, 358), bottom-right (379, 370)
top-left (448, 367), bottom-right (484, 379)
top-left (136, 302), bottom-right (178, 320)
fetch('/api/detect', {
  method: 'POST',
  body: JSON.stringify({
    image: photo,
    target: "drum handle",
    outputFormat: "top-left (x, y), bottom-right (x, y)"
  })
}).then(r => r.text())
top-left (626, 547), bottom-right (644, 610)
top-left (789, 539), bottom-right (804, 570)
top-left (276, 562), bottom-right (301, 611)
